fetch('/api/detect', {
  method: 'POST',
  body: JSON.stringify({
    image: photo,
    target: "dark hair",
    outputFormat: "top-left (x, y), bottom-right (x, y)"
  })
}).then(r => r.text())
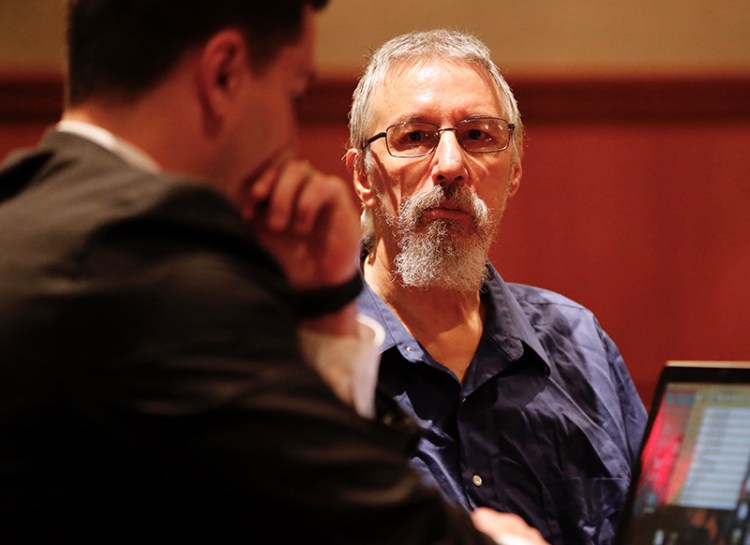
top-left (65, 0), bottom-right (329, 106)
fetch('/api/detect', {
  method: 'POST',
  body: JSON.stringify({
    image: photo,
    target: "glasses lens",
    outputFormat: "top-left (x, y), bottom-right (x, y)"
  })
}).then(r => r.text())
top-left (457, 119), bottom-right (509, 152)
top-left (386, 123), bottom-right (439, 157)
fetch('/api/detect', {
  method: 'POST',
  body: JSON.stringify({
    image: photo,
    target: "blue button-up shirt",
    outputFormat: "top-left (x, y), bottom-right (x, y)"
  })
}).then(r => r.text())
top-left (357, 263), bottom-right (648, 545)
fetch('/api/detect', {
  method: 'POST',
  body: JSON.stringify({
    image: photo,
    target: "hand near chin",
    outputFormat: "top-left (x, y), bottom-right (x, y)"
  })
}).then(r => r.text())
top-left (239, 158), bottom-right (361, 292)
top-left (471, 508), bottom-right (550, 545)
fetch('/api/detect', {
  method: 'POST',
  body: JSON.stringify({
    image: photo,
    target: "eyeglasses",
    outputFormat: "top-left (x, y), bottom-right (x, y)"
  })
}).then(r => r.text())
top-left (363, 117), bottom-right (515, 158)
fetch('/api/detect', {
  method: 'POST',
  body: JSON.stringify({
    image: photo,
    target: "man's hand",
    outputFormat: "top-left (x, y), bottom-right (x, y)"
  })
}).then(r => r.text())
top-left (471, 508), bottom-right (550, 545)
top-left (240, 158), bottom-right (361, 291)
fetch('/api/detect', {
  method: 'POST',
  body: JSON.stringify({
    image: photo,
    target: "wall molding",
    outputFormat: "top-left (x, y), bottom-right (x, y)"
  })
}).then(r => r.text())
top-left (2, 72), bottom-right (750, 124)
top-left (0, 72), bottom-right (63, 122)
top-left (511, 75), bottom-right (750, 123)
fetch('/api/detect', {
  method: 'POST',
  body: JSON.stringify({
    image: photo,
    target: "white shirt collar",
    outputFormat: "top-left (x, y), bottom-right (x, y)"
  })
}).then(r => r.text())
top-left (56, 119), bottom-right (161, 174)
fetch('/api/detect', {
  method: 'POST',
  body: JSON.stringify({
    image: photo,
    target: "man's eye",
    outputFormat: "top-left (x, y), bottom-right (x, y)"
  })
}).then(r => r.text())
top-left (465, 128), bottom-right (486, 140)
top-left (406, 131), bottom-right (428, 142)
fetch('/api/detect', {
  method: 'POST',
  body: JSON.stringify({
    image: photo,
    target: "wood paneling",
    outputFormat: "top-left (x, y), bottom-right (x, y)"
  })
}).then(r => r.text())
top-left (3, 72), bottom-right (750, 407)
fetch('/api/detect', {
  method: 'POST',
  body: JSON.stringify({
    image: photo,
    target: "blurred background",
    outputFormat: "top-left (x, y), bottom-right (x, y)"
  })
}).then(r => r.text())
top-left (2, 0), bottom-right (749, 406)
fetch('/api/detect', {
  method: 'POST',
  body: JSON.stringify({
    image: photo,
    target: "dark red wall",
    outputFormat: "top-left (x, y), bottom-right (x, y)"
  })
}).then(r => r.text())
top-left (3, 73), bottom-right (749, 407)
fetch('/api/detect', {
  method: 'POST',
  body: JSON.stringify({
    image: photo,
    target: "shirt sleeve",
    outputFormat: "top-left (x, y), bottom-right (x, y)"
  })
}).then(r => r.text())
top-left (298, 314), bottom-right (385, 419)
top-left (597, 319), bottom-right (649, 464)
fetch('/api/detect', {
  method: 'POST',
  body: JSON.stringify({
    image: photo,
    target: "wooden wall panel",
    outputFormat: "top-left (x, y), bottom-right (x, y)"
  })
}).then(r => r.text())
top-left (497, 122), bottom-right (750, 405)
top-left (3, 73), bottom-right (750, 407)
top-left (0, 72), bottom-right (61, 159)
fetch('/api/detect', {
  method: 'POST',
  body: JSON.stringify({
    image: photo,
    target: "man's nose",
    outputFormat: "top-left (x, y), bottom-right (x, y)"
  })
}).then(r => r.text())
top-left (432, 129), bottom-right (468, 186)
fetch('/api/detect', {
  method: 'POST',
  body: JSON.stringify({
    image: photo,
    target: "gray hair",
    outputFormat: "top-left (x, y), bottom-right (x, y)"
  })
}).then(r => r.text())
top-left (348, 28), bottom-right (523, 156)
top-left (348, 28), bottom-right (524, 250)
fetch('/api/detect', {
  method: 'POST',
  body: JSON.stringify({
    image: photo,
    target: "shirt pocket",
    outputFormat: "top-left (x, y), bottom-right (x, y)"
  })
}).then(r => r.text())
top-left (546, 476), bottom-right (629, 545)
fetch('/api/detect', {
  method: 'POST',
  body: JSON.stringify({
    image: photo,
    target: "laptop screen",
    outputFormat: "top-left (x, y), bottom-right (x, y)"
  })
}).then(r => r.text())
top-left (616, 361), bottom-right (750, 545)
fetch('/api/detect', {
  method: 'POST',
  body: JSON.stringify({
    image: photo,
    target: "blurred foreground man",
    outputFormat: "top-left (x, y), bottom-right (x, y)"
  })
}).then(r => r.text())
top-left (0, 3), bottom-right (548, 544)
top-left (346, 29), bottom-right (648, 545)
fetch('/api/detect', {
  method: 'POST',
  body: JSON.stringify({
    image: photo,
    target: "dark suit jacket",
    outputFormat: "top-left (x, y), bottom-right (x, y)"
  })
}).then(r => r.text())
top-left (0, 131), bottom-right (494, 544)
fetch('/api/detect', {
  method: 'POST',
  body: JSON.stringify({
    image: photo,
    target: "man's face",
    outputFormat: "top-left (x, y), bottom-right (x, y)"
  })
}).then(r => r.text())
top-left (224, 6), bottom-right (316, 195)
top-left (358, 59), bottom-right (522, 290)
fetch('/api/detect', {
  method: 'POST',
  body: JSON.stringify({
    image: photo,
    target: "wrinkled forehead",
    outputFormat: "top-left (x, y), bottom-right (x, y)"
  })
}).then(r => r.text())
top-left (368, 58), bottom-right (507, 129)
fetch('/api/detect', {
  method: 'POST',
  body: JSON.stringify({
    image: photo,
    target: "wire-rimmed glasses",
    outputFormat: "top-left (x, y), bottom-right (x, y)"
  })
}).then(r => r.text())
top-left (363, 117), bottom-right (515, 158)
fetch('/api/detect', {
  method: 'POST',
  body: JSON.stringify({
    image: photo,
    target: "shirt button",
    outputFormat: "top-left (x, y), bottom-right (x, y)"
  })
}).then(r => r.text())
top-left (405, 346), bottom-right (413, 352)
top-left (472, 474), bottom-right (483, 487)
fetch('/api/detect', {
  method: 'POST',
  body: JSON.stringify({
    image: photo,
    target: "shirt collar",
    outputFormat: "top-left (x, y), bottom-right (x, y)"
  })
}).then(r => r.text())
top-left (56, 120), bottom-right (161, 174)
top-left (356, 260), bottom-right (552, 373)
top-left (481, 264), bottom-right (552, 373)
top-left (356, 268), bottom-right (401, 354)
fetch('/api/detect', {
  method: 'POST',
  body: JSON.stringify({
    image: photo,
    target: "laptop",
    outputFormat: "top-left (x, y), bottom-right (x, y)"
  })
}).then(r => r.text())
top-left (614, 360), bottom-right (750, 545)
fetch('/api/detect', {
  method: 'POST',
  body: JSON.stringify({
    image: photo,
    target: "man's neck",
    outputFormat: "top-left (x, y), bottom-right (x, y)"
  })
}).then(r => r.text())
top-left (363, 247), bottom-right (485, 382)
top-left (61, 73), bottom-right (213, 188)
top-left (56, 119), bottom-right (161, 173)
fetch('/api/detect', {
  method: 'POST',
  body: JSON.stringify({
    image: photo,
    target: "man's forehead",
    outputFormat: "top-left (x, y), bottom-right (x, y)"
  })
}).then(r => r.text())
top-left (379, 59), bottom-right (500, 96)
top-left (371, 59), bottom-right (504, 120)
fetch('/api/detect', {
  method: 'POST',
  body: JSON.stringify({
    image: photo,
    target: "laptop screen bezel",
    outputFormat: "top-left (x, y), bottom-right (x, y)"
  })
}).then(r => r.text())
top-left (612, 360), bottom-right (750, 545)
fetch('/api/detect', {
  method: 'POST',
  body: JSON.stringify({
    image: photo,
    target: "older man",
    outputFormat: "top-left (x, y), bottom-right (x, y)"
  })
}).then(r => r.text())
top-left (346, 29), bottom-right (648, 545)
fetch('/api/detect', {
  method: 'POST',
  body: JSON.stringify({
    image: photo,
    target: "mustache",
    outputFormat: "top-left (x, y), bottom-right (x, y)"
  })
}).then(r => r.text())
top-left (403, 185), bottom-right (488, 222)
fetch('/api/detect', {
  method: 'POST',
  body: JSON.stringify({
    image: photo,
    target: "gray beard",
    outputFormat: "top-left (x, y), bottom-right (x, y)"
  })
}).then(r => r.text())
top-left (382, 185), bottom-right (499, 291)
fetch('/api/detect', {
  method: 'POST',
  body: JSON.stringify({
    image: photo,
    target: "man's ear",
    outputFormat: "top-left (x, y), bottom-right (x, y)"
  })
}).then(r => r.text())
top-left (196, 29), bottom-right (248, 126)
top-left (345, 148), bottom-right (377, 208)
top-left (508, 158), bottom-right (522, 198)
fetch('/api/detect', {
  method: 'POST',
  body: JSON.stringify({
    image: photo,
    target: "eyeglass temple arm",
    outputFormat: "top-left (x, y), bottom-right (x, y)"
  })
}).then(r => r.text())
top-left (363, 132), bottom-right (387, 149)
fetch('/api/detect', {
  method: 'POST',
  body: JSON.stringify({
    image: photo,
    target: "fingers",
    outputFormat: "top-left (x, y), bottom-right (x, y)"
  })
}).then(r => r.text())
top-left (241, 158), bottom-right (295, 224)
top-left (240, 156), bottom-right (361, 290)
top-left (263, 160), bottom-right (313, 232)
top-left (471, 508), bottom-right (550, 545)
top-left (250, 159), bottom-right (349, 236)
